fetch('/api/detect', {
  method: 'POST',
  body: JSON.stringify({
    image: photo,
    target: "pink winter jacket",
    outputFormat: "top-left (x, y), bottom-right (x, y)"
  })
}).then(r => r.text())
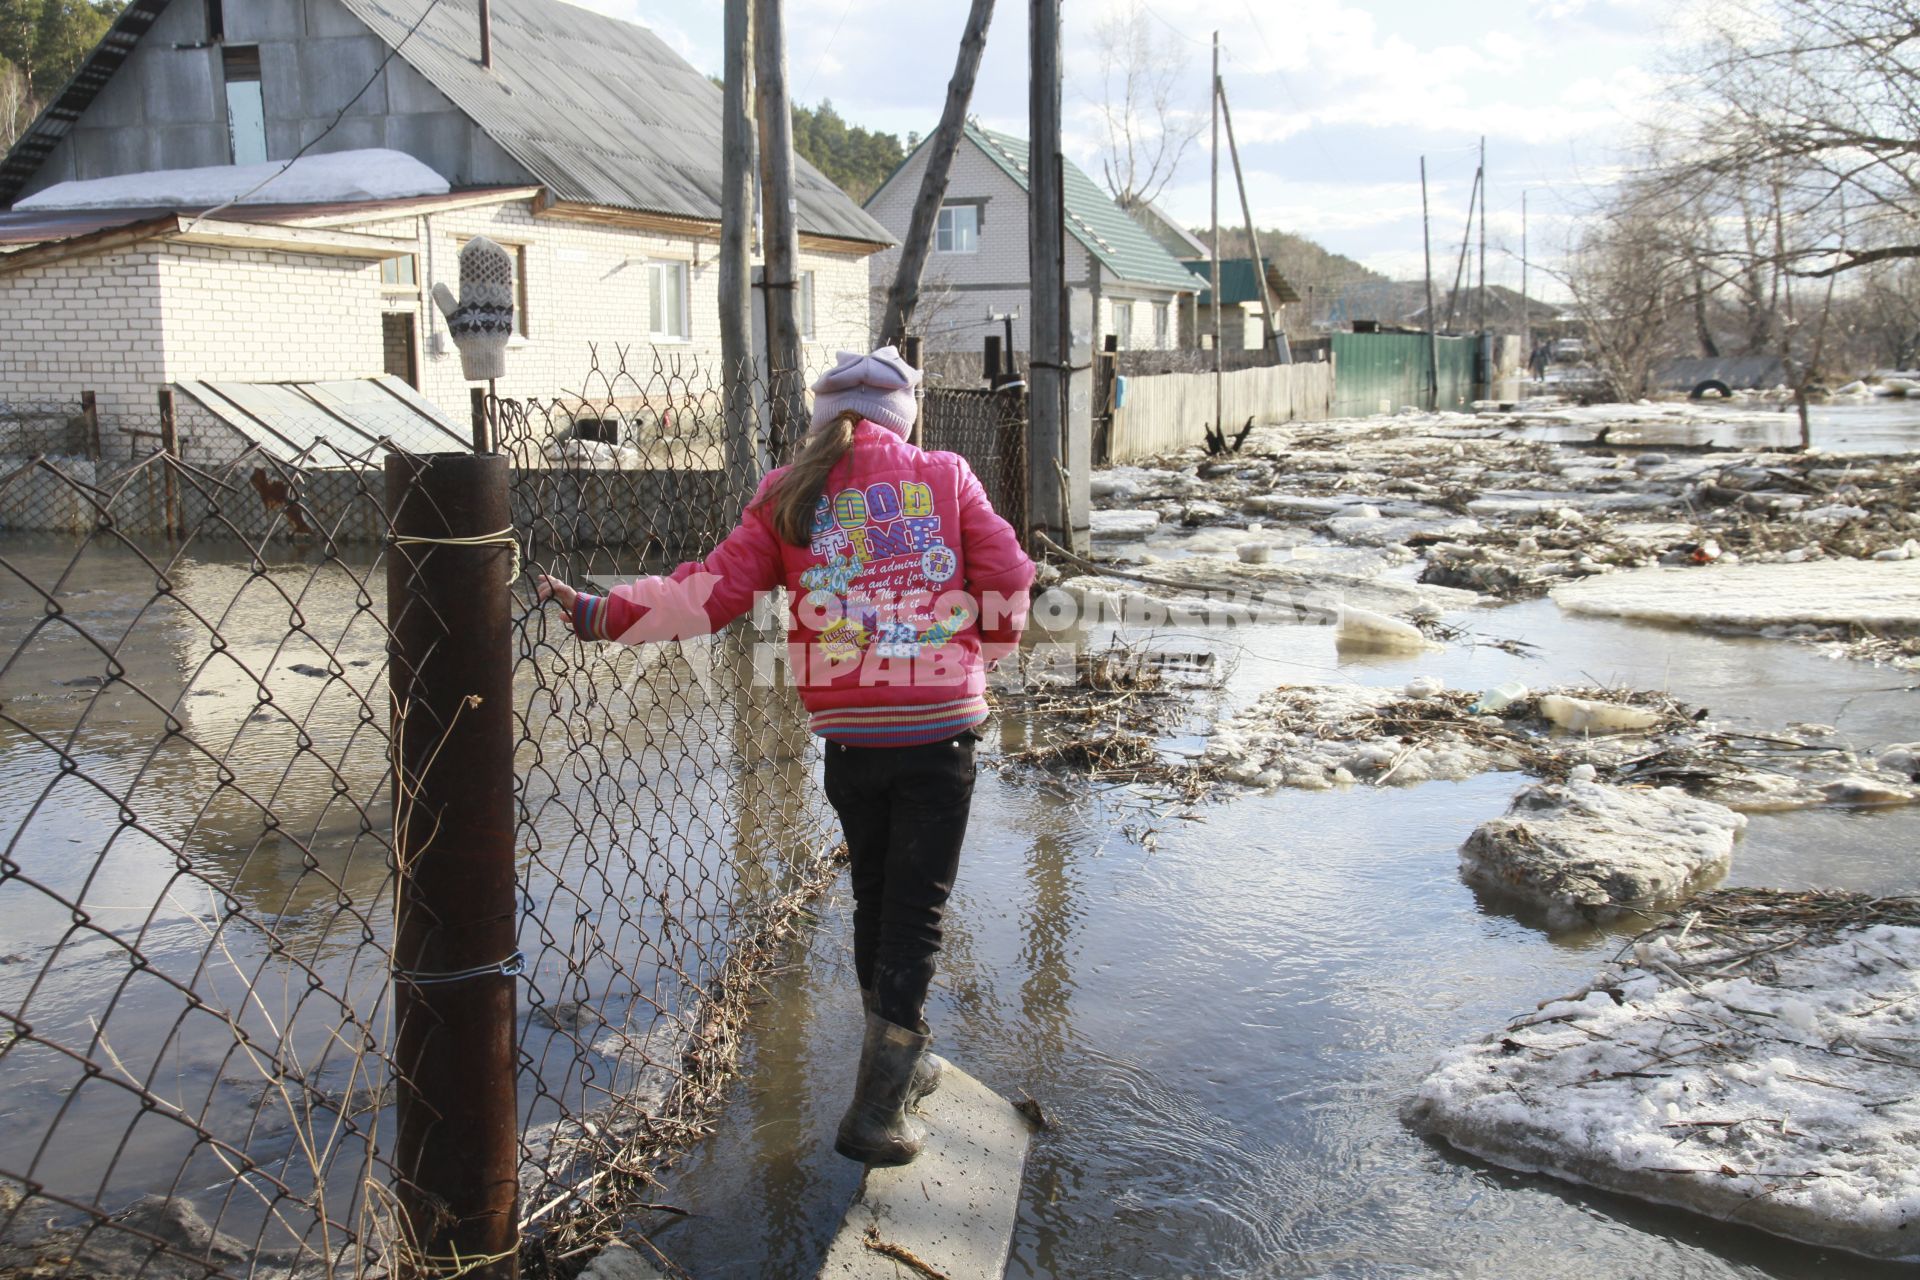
top-left (571, 420), bottom-right (1036, 746)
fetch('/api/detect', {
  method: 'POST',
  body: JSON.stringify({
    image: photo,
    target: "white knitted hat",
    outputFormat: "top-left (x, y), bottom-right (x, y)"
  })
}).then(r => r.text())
top-left (808, 346), bottom-right (922, 436)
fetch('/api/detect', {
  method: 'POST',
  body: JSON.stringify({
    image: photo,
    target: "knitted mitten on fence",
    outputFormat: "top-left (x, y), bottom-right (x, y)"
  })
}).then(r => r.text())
top-left (431, 236), bottom-right (515, 382)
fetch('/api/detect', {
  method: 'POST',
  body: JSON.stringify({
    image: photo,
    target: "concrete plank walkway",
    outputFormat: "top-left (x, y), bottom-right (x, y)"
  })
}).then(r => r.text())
top-left (817, 1063), bottom-right (1034, 1280)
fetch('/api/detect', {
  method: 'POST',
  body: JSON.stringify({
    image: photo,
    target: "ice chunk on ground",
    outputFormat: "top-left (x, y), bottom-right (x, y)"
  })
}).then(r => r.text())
top-left (1334, 605), bottom-right (1431, 652)
top-left (1552, 560), bottom-right (1920, 632)
top-left (1090, 508), bottom-right (1161, 535)
top-left (1407, 891), bottom-right (1920, 1262)
top-left (1459, 780), bottom-right (1744, 922)
top-left (1538, 693), bottom-right (1663, 734)
top-left (16, 149), bottom-right (449, 210)
top-left (1323, 515), bottom-right (1485, 548)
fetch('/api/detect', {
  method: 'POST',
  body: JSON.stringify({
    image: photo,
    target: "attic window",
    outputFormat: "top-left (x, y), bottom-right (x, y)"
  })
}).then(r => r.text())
top-left (222, 47), bottom-right (266, 166)
top-left (936, 206), bottom-right (977, 254)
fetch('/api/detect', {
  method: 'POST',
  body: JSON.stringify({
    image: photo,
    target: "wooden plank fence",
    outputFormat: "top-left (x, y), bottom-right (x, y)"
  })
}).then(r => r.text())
top-left (1107, 361), bottom-right (1333, 462)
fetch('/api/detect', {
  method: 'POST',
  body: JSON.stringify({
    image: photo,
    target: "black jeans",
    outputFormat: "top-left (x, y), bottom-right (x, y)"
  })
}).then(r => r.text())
top-left (822, 732), bottom-right (977, 1030)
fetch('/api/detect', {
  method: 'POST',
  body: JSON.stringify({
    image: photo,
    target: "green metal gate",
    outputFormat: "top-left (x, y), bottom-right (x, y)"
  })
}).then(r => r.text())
top-left (1331, 333), bottom-right (1477, 417)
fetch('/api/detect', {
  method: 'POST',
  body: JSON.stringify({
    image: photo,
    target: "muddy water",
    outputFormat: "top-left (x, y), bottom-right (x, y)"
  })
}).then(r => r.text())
top-left (649, 562), bottom-right (1920, 1276)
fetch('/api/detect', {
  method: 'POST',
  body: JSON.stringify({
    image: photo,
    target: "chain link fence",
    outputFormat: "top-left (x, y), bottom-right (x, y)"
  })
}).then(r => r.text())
top-left (920, 384), bottom-right (1028, 543)
top-left (0, 347), bottom-right (927, 1278)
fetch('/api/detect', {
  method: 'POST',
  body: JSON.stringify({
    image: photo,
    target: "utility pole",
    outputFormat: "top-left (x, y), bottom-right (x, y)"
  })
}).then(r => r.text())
top-left (1421, 156), bottom-right (1439, 411)
top-left (720, 0), bottom-right (759, 476)
top-left (1216, 76), bottom-right (1273, 355)
top-left (1477, 135), bottom-right (1487, 338)
top-left (1444, 166), bottom-right (1479, 333)
top-left (1209, 30), bottom-right (1221, 433)
top-left (1027, 0), bottom-right (1065, 548)
top-left (879, 0), bottom-right (996, 344)
top-left (754, 0), bottom-right (805, 460)
top-left (1520, 189), bottom-right (1530, 376)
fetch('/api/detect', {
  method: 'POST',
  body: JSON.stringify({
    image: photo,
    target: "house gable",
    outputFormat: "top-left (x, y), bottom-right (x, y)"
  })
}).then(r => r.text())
top-left (7, 0), bottom-right (533, 205)
top-left (3, 0), bottom-right (891, 248)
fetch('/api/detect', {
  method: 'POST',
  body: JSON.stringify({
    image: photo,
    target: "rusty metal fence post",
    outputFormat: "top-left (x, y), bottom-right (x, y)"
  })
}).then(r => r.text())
top-left (385, 452), bottom-right (520, 1280)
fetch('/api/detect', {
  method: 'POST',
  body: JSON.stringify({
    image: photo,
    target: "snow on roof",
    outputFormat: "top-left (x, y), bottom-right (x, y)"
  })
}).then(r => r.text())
top-left (16, 150), bottom-right (449, 212)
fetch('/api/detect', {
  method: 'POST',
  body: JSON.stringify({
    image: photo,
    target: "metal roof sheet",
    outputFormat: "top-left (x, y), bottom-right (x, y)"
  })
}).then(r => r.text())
top-left (964, 126), bottom-right (1197, 292)
top-left (175, 376), bottom-right (471, 464)
top-left (1190, 258), bottom-right (1301, 307)
top-left (335, 0), bottom-right (893, 245)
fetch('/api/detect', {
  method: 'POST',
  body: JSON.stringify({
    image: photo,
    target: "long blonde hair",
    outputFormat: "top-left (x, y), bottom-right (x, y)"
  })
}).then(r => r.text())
top-left (759, 411), bottom-right (860, 545)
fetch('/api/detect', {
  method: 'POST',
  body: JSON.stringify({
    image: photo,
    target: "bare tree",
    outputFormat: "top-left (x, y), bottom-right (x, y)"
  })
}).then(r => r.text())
top-left (1, 57), bottom-right (32, 151)
top-left (1669, 0), bottom-right (1920, 280)
top-left (1090, 1), bottom-right (1202, 211)
top-left (1555, 182), bottom-right (1697, 400)
top-left (877, 0), bottom-right (995, 345)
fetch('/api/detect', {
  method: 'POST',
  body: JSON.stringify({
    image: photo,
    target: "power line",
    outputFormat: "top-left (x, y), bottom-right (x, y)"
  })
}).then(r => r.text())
top-left (800, 0), bottom-right (858, 101)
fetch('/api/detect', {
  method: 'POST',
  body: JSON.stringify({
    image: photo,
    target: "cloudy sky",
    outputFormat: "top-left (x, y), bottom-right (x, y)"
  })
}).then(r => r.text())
top-left (577, 0), bottom-right (1685, 294)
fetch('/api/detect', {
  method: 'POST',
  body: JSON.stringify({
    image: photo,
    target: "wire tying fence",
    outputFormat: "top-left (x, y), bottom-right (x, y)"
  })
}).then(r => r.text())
top-left (0, 346), bottom-right (1023, 1278)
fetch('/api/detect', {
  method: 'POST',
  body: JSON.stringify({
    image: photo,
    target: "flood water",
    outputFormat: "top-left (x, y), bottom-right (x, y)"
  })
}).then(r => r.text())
top-left (647, 530), bottom-right (1920, 1275)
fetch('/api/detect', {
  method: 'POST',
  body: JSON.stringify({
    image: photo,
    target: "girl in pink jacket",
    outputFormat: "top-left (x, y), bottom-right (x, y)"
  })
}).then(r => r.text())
top-left (537, 347), bottom-right (1034, 1168)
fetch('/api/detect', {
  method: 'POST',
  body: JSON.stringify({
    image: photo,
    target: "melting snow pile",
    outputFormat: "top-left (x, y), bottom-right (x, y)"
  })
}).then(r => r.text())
top-left (1408, 891), bottom-right (1920, 1261)
top-left (16, 149), bottom-right (450, 210)
top-left (1459, 780), bottom-right (1745, 921)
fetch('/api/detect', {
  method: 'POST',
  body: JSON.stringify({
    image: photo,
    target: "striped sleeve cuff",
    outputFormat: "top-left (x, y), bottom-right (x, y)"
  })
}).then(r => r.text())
top-left (572, 593), bottom-right (610, 640)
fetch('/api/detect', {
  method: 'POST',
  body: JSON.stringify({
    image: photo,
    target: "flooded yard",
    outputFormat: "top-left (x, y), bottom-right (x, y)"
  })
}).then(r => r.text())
top-left (644, 403), bottom-right (1920, 1278)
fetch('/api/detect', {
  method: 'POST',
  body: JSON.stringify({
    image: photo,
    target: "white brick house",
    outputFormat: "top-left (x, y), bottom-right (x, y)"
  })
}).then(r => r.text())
top-left (863, 125), bottom-right (1197, 359)
top-left (0, 0), bottom-right (890, 441)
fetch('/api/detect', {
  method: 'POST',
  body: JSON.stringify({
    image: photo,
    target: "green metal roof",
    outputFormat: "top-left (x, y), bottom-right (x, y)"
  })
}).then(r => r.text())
top-left (965, 125), bottom-right (1197, 292)
top-left (1189, 258), bottom-right (1301, 307)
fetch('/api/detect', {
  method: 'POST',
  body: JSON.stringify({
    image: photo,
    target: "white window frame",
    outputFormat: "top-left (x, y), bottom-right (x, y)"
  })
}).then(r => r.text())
top-left (799, 269), bottom-right (816, 340)
top-left (647, 260), bottom-right (690, 342)
top-left (1153, 301), bottom-right (1170, 349)
top-left (380, 254), bottom-right (418, 293)
top-left (1113, 301), bottom-right (1134, 351)
top-left (935, 205), bottom-right (979, 255)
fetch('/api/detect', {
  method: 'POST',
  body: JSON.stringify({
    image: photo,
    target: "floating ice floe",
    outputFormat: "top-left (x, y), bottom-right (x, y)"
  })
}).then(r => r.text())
top-left (1407, 891), bottom-right (1920, 1261)
top-left (1552, 560), bottom-right (1920, 633)
top-left (1459, 779), bottom-right (1745, 922)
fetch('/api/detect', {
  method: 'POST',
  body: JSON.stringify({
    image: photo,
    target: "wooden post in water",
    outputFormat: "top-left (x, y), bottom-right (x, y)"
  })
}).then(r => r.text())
top-left (1027, 0), bottom-right (1065, 550)
top-left (720, 0), bottom-right (760, 478)
top-left (156, 387), bottom-right (179, 539)
top-left (754, 0), bottom-right (806, 460)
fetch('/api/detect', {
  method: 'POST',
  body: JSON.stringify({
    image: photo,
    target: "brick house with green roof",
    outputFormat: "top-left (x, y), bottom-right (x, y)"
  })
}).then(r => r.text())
top-left (863, 123), bottom-right (1198, 359)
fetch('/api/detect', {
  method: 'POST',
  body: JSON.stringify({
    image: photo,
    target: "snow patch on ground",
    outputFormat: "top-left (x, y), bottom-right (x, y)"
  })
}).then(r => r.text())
top-left (16, 150), bottom-right (450, 210)
top-left (1553, 560), bottom-right (1920, 632)
top-left (1408, 903), bottom-right (1920, 1261)
top-left (1459, 780), bottom-right (1745, 921)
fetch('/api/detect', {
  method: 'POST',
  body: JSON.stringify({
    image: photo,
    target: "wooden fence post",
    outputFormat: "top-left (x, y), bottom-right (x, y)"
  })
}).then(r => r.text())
top-left (156, 387), bottom-right (179, 539)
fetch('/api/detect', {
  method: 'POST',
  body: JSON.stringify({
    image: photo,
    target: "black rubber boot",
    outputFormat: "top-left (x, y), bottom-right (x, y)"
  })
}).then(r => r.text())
top-left (861, 987), bottom-right (945, 1104)
top-left (834, 1011), bottom-right (931, 1166)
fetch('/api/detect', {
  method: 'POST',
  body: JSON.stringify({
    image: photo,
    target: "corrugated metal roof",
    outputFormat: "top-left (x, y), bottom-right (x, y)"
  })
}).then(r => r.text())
top-left (963, 126), bottom-right (1196, 292)
top-left (336, 0), bottom-right (893, 244)
top-left (0, 0), bottom-right (174, 207)
top-left (1190, 258), bottom-right (1301, 307)
top-left (1, 0), bottom-right (890, 246)
top-left (176, 376), bottom-right (471, 463)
